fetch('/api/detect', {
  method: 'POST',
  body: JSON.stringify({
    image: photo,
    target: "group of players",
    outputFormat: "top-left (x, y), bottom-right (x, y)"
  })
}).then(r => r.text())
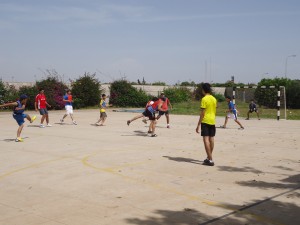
top-left (0, 88), bottom-right (77, 142)
top-left (0, 85), bottom-right (260, 166)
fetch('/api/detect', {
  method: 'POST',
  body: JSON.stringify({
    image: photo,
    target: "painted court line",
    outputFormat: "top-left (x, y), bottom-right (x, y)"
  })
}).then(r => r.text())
top-left (82, 153), bottom-right (285, 225)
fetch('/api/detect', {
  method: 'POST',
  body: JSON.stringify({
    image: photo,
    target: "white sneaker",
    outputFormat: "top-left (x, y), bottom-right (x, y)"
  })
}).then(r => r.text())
top-left (73, 121), bottom-right (77, 125)
top-left (47, 124), bottom-right (52, 127)
top-left (40, 124), bottom-right (45, 128)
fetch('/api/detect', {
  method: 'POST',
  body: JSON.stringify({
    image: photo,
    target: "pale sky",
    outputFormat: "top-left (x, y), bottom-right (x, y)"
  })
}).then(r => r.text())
top-left (0, 0), bottom-right (299, 84)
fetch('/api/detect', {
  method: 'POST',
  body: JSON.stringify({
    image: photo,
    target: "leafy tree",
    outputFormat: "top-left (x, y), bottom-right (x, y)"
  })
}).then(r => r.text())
top-left (0, 80), bottom-right (7, 101)
top-left (254, 77), bottom-right (290, 108)
top-left (71, 73), bottom-right (101, 108)
top-left (286, 79), bottom-right (300, 109)
top-left (36, 76), bottom-right (68, 110)
top-left (163, 87), bottom-right (192, 103)
top-left (110, 80), bottom-right (149, 107)
top-left (18, 85), bottom-right (39, 110)
top-left (152, 81), bottom-right (166, 86)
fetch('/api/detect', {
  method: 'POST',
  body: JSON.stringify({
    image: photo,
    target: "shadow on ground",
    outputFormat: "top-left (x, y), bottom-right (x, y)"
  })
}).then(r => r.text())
top-left (125, 197), bottom-right (300, 225)
top-left (163, 156), bottom-right (203, 165)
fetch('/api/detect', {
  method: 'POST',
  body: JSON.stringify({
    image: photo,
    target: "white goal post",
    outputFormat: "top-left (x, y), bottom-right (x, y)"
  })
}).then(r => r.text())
top-left (232, 86), bottom-right (286, 120)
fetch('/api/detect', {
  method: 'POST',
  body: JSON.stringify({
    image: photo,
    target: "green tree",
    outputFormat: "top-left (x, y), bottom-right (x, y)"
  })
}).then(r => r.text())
top-left (255, 77), bottom-right (291, 108)
top-left (286, 79), bottom-right (300, 109)
top-left (152, 81), bottom-right (166, 86)
top-left (36, 76), bottom-right (68, 110)
top-left (18, 85), bottom-right (39, 110)
top-left (110, 80), bottom-right (149, 107)
top-left (71, 73), bottom-right (101, 108)
top-left (163, 87), bottom-right (192, 103)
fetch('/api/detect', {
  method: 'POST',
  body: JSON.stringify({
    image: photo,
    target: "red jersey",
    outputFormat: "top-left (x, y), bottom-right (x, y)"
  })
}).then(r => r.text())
top-left (35, 93), bottom-right (47, 109)
top-left (161, 97), bottom-right (170, 110)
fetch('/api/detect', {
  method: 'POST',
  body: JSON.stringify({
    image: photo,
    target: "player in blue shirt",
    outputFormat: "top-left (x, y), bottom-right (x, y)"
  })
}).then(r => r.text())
top-left (0, 94), bottom-right (36, 142)
top-left (60, 90), bottom-right (77, 125)
top-left (220, 96), bottom-right (244, 130)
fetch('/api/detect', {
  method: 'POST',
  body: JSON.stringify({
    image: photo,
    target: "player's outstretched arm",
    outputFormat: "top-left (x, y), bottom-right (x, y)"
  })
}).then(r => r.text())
top-left (0, 102), bottom-right (17, 108)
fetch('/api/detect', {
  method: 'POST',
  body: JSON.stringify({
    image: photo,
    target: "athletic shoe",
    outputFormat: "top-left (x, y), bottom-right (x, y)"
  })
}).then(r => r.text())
top-left (167, 125), bottom-right (170, 128)
top-left (127, 120), bottom-right (131, 126)
top-left (245, 118), bottom-right (249, 120)
top-left (142, 119), bottom-right (147, 124)
top-left (15, 137), bottom-right (24, 142)
top-left (238, 127), bottom-right (244, 130)
top-left (220, 125), bottom-right (226, 129)
top-left (73, 121), bottom-right (77, 125)
top-left (203, 159), bottom-right (214, 166)
top-left (31, 115), bottom-right (37, 123)
top-left (47, 124), bottom-right (52, 127)
top-left (40, 124), bottom-right (45, 128)
top-left (151, 134), bottom-right (157, 137)
top-left (147, 130), bottom-right (152, 134)
top-left (203, 158), bottom-right (210, 164)
top-left (60, 119), bottom-right (64, 123)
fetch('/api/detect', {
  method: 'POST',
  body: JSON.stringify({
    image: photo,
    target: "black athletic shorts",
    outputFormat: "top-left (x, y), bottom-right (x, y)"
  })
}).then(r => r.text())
top-left (158, 110), bottom-right (169, 116)
top-left (142, 109), bottom-right (156, 120)
top-left (201, 123), bottom-right (216, 137)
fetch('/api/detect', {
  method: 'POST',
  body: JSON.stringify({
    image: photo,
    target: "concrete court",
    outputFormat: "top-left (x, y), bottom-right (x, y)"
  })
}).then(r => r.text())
top-left (0, 109), bottom-right (299, 225)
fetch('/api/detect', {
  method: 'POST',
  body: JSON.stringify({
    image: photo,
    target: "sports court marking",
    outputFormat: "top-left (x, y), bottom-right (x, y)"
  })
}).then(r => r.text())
top-left (0, 156), bottom-right (71, 181)
top-left (82, 153), bottom-right (286, 225)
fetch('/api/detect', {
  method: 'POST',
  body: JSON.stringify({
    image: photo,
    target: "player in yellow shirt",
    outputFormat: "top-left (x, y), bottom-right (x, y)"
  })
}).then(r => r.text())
top-left (196, 83), bottom-right (217, 166)
top-left (95, 94), bottom-right (110, 126)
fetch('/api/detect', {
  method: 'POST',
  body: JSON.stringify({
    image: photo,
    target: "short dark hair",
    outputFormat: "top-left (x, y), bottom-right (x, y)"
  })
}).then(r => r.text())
top-left (226, 96), bottom-right (232, 100)
top-left (202, 83), bottom-right (212, 94)
top-left (39, 88), bottom-right (44, 92)
top-left (102, 94), bottom-right (106, 97)
top-left (152, 97), bottom-right (159, 101)
top-left (20, 94), bottom-right (28, 101)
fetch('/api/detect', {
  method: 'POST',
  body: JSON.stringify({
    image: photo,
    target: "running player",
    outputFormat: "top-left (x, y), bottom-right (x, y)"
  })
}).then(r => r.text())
top-left (221, 96), bottom-right (244, 129)
top-left (60, 90), bottom-right (77, 125)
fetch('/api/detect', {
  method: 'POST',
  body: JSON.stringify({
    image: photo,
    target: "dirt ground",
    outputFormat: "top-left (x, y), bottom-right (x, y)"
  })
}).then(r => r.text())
top-left (0, 109), bottom-right (299, 225)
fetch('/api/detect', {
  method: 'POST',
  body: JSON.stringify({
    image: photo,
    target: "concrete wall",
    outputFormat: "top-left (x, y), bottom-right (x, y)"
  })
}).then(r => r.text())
top-left (4, 82), bottom-right (225, 97)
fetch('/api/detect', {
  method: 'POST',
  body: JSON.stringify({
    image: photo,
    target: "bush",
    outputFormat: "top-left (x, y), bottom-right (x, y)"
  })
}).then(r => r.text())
top-left (36, 77), bottom-right (68, 110)
top-left (213, 93), bottom-right (225, 102)
top-left (71, 73), bottom-right (101, 108)
top-left (18, 85), bottom-right (39, 110)
top-left (110, 80), bottom-right (149, 107)
top-left (163, 87), bottom-right (192, 103)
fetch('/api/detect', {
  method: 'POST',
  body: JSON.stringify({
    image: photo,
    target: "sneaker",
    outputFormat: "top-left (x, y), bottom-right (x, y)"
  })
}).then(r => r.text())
top-left (151, 134), bottom-right (157, 137)
top-left (220, 125), bottom-right (226, 129)
top-left (167, 125), bottom-right (170, 128)
top-left (238, 127), bottom-right (244, 130)
top-left (73, 121), bottom-right (77, 125)
top-left (15, 137), bottom-right (24, 142)
top-left (31, 115), bottom-right (37, 123)
top-left (142, 119), bottom-right (147, 124)
top-left (203, 158), bottom-right (210, 164)
top-left (127, 120), bottom-right (131, 126)
top-left (203, 160), bottom-right (214, 166)
top-left (147, 130), bottom-right (152, 134)
top-left (60, 119), bottom-right (64, 123)
top-left (245, 118), bottom-right (249, 120)
top-left (40, 124), bottom-right (45, 128)
top-left (47, 124), bottom-right (52, 127)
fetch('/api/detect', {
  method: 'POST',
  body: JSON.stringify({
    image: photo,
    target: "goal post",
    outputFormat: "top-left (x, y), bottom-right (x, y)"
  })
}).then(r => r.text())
top-left (233, 86), bottom-right (286, 120)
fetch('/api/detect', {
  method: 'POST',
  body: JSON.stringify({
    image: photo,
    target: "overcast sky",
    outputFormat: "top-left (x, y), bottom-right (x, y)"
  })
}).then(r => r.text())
top-left (0, 0), bottom-right (299, 84)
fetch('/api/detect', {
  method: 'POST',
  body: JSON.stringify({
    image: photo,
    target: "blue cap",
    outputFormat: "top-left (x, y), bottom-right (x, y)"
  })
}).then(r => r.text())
top-left (20, 94), bottom-right (28, 100)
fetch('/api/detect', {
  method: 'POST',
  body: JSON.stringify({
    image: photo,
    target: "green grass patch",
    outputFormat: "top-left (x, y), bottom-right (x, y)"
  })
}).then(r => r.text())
top-left (171, 100), bottom-right (300, 120)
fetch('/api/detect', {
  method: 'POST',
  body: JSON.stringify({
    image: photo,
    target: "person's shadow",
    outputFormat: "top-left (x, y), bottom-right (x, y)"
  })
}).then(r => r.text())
top-left (163, 156), bottom-right (203, 165)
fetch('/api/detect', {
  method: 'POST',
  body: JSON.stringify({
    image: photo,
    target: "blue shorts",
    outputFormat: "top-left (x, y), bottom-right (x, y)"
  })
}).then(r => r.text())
top-left (13, 113), bottom-right (27, 126)
top-left (39, 108), bottom-right (48, 115)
